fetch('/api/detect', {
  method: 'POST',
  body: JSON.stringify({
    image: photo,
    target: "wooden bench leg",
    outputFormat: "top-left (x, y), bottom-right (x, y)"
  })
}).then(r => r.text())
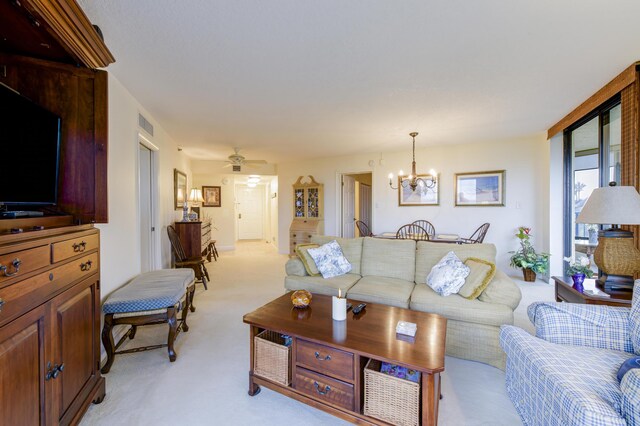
top-left (101, 314), bottom-right (116, 374)
top-left (167, 307), bottom-right (178, 362)
top-left (181, 285), bottom-right (193, 332)
top-left (129, 325), bottom-right (137, 339)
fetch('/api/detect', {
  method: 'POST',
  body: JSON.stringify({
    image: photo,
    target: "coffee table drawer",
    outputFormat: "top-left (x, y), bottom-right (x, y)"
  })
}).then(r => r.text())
top-left (296, 339), bottom-right (354, 381)
top-left (295, 367), bottom-right (354, 411)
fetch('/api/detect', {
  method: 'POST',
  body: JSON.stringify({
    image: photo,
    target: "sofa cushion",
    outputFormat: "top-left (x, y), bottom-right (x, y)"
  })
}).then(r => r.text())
top-left (296, 243), bottom-right (320, 276)
top-left (410, 284), bottom-right (513, 327)
top-left (630, 280), bottom-right (640, 355)
top-left (415, 241), bottom-right (496, 284)
top-left (426, 252), bottom-right (470, 297)
top-left (347, 276), bottom-right (415, 309)
top-left (312, 236), bottom-right (363, 275)
top-left (284, 273), bottom-right (361, 297)
top-left (307, 240), bottom-right (352, 278)
top-left (285, 257), bottom-right (308, 277)
top-left (361, 237), bottom-right (416, 282)
top-left (459, 257), bottom-right (496, 300)
top-left (478, 269), bottom-right (522, 310)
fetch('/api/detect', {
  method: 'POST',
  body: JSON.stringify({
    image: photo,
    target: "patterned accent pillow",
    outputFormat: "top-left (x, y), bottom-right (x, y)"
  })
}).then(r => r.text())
top-left (630, 279), bottom-right (640, 354)
top-left (458, 257), bottom-right (496, 300)
top-left (295, 243), bottom-right (320, 276)
top-left (307, 240), bottom-right (352, 279)
top-left (426, 251), bottom-right (470, 297)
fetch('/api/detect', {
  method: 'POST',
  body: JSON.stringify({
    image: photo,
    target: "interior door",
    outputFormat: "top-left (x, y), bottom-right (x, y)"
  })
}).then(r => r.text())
top-left (139, 144), bottom-right (153, 272)
top-left (342, 175), bottom-right (356, 238)
top-left (359, 183), bottom-right (372, 234)
top-left (237, 185), bottom-right (264, 240)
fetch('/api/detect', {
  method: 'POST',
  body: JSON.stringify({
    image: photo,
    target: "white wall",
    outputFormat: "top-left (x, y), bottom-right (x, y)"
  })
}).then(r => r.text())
top-left (548, 133), bottom-right (565, 276)
top-left (277, 134), bottom-right (549, 273)
top-left (96, 74), bottom-right (191, 299)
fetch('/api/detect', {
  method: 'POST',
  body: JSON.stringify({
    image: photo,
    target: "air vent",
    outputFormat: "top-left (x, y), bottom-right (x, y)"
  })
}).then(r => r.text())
top-left (232, 165), bottom-right (241, 172)
top-left (138, 113), bottom-right (154, 136)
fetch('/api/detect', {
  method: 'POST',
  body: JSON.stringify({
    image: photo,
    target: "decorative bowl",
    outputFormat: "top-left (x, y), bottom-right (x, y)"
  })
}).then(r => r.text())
top-left (291, 290), bottom-right (312, 308)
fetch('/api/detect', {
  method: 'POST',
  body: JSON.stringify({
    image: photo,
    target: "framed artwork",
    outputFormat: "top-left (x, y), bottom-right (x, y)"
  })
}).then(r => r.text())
top-left (202, 186), bottom-right (221, 207)
top-left (398, 174), bottom-right (439, 206)
top-left (174, 169), bottom-right (187, 210)
top-left (455, 170), bottom-right (505, 206)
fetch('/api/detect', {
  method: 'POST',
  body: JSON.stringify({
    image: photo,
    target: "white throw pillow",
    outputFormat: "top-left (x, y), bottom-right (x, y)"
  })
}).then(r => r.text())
top-left (307, 240), bottom-right (352, 279)
top-left (426, 251), bottom-right (470, 296)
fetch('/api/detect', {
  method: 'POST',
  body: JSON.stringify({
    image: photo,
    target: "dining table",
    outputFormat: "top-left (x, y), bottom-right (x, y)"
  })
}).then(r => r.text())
top-left (374, 232), bottom-right (463, 244)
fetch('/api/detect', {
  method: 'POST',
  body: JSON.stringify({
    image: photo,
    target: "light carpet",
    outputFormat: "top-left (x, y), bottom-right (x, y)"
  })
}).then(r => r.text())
top-left (81, 241), bottom-right (555, 425)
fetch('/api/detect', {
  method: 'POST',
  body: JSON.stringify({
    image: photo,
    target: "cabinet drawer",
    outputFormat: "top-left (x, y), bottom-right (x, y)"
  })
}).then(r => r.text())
top-left (0, 253), bottom-right (99, 327)
top-left (295, 367), bottom-right (354, 411)
top-left (296, 339), bottom-right (354, 381)
top-left (0, 245), bottom-right (50, 285)
top-left (51, 233), bottom-right (99, 263)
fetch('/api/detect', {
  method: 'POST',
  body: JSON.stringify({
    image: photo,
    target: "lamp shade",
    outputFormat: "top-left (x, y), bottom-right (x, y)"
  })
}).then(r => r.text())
top-left (188, 188), bottom-right (204, 203)
top-left (576, 185), bottom-right (640, 225)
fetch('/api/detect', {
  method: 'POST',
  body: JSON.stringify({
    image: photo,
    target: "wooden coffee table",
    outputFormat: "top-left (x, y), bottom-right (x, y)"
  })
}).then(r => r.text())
top-left (243, 293), bottom-right (447, 425)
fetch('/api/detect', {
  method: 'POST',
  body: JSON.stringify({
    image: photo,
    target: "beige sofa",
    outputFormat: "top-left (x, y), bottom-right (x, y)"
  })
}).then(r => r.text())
top-left (285, 236), bottom-right (522, 369)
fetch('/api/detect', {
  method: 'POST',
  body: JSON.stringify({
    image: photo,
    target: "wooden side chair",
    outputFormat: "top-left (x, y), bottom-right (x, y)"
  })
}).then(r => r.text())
top-left (167, 225), bottom-right (209, 291)
top-left (412, 220), bottom-right (436, 238)
top-left (396, 224), bottom-right (430, 241)
top-left (461, 223), bottom-right (490, 244)
top-left (355, 220), bottom-right (374, 237)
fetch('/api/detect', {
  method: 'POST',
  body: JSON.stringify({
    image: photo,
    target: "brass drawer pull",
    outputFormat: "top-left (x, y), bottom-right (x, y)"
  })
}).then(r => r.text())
top-left (314, 351), bottom-right (331, 361)
top-left (80, 260), bottom-right (93, 271)
top-left (73, 241), bottom-right (87, 252)
top-left (313, 381), bottom-right (331, 395)
top-left (0, 298), bottom-right (4, 313)
top-left (0, 259), bottom-right (22, 277)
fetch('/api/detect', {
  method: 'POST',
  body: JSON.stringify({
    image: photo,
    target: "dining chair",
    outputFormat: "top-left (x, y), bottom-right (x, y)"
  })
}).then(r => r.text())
top-left (461, 223), bottom-right (490, 244)
top-left (412, 220), bottom-right (435, 238)
top-left (396, 224), bottom-right (430, 241)
top-left (355, 220), bottom-right (374, 237)
top-left (167, 225), bottom-right (209, 290)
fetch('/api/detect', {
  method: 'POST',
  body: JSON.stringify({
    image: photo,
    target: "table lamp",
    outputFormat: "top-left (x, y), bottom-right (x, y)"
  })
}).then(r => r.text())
top-left (576, 183), bottom-right (640, 291)
top-left (186, 188), bottom-right (204, 221)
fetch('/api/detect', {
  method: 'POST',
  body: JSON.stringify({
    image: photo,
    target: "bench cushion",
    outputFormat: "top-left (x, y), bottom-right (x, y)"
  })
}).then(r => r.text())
top-left (103, 269), bottom-right (195, 314)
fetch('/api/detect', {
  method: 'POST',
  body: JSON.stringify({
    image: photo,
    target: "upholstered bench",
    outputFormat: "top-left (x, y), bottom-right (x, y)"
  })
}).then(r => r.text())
top-left (101, 269), bottom-right (196, 373)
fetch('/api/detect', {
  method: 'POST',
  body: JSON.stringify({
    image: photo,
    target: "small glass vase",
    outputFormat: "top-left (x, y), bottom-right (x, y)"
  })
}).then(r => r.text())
top-left (572, 273), bottom-right (586, 292)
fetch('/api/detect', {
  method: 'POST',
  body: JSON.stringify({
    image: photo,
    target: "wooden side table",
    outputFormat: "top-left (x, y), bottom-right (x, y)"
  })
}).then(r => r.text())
top-left (553, 276), bottom-right (632, 307)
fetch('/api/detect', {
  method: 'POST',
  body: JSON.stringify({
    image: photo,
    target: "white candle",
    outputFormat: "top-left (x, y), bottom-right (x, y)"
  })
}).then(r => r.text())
top-left (332, 295), bottom-right (347, 321)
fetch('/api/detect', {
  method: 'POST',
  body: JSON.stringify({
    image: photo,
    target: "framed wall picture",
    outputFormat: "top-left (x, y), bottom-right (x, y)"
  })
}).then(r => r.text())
top-left (202, 186), bottom-right (221, 207)
top-left (398, 174), bottom-right (439, 206)
top-left (174, 169), bottom-right (187, 210)
top-left (455, 170), bottom-right (505, 206)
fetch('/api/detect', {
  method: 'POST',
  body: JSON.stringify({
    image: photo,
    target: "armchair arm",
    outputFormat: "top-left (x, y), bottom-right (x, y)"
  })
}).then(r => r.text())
top-left (527, 302), bottom-right (633, 353)
top-left (285, 257), bottom-right (308, 277)
top-left (621, 368), bottom-right (640, 426)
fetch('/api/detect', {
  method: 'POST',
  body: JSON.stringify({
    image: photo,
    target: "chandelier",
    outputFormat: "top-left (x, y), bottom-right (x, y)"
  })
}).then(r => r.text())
top-left (388, 132), bottom-right (437, 192)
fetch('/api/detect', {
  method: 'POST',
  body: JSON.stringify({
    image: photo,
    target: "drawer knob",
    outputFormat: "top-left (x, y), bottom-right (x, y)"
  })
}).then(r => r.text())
top-left (80, 260), bottom-right (93, 271)
top-left (0, 258), bottom-right (22, 277)
top-left (73, 241), bottom-right (87, 252)
top-left (292, 234), bottom-right (297, 237)
top-left (313, 381), bottom-right (331, 395)
top-left (314, 351), bottom-right (331, 361)
top-left (0, 298), bottom-right (4, 313)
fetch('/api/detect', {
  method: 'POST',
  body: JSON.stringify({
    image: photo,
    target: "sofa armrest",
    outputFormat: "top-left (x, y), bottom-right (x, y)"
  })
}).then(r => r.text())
top-left (285, 257), bottom-right (308, 277)
top-left (621, 368), bottom-right (640, 425)
top-left (478, 269), bottom-right (522, 310)
top-left (527, 302), bottom-right (633, 353)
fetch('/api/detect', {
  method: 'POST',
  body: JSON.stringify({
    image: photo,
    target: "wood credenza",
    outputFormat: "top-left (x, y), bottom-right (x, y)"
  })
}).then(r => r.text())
top-left (289, 219), bottom-right (323, 255)
top-left (173, 220), bottom-right (212, 259)
top-left (0, 223), bottom-right (105, 425)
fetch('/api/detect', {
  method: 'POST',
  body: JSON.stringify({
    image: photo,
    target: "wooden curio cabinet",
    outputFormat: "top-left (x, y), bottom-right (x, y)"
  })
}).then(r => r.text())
top-left (290, 176), bottom-right (324, 254)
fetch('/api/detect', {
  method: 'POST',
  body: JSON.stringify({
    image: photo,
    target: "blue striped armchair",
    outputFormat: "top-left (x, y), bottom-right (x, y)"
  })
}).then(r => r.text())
top-left (500, 282), bottom-right (640, 426)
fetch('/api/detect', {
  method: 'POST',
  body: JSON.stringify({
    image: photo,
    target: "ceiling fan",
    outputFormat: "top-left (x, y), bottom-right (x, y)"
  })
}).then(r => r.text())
top-left (224, 147), bottom-right (268, 170)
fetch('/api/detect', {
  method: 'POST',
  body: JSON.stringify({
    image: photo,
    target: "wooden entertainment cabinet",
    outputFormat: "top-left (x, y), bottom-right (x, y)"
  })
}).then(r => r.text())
top-left (0, 218), bottom-right (104, 425)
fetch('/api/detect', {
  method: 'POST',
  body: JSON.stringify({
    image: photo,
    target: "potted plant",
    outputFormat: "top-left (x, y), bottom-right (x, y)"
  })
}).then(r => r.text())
top-left (563, 256), bottom-right (594, 292)
top-left (509, 227), bottom-right (550, 282)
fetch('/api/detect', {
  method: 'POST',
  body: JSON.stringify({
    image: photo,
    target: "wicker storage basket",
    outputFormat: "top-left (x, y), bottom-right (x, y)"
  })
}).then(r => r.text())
top-left (254, 330), bottom-right (291, 386)
top-left (363, 359), bottom-right (420, 426)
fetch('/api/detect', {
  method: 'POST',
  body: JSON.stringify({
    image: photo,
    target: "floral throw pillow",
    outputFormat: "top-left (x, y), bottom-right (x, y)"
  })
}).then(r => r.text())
top-left (426, 251), bottom-right (470, 297)
top-left (307, 240), bottom-right (352, 279)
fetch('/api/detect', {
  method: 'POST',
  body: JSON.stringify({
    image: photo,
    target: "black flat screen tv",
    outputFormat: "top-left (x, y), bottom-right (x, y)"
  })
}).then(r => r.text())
top-left (0, 83), bottom-right (61, 206)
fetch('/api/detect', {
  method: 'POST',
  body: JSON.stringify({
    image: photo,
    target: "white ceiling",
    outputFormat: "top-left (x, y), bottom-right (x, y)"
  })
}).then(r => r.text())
top-left (78, 0), bottom-right (640, 163)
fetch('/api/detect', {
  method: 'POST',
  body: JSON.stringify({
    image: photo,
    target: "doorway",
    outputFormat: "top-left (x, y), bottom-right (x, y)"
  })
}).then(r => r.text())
top-left (138, 141), bottom-right (156, 272)
top-left (236, 184), bottom-right (265, 240)
top-left (340, 172), bottom-right (373, 238)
